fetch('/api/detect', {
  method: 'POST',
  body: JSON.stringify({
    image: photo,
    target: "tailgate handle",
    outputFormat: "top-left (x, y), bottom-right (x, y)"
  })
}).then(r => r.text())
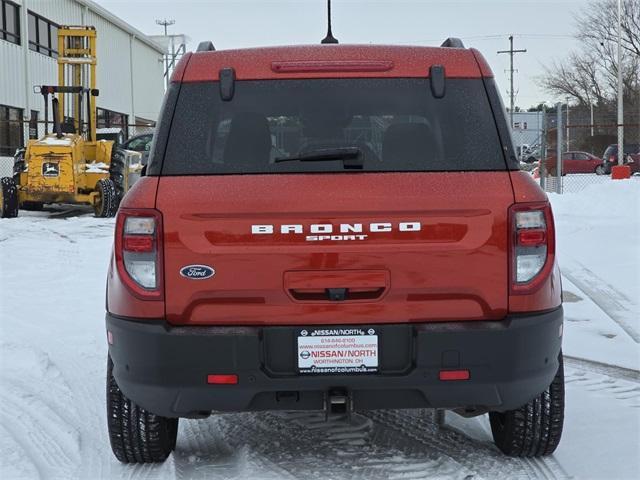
top-left (288, 286), bottom-right (386, 302)
top-left (285, 270), bottom-right (389, 303)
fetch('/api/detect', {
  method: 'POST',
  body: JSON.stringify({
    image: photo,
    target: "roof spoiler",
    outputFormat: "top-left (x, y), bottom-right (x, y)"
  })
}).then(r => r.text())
top-left (196, 41), bottom-right (215, 52)
top-left (441, 37), bottom-right (465, 48)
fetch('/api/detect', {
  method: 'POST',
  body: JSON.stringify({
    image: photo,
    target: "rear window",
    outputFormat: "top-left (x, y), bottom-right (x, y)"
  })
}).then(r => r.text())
top-left (161, 78), bottom-right (507, 175)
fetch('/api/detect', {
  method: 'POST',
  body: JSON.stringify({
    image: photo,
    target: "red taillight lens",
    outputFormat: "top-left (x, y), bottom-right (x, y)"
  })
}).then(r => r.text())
top-left (123, 235), bottom-right (154, 253)
top-left (517, 229), bottom-right (546, 246)
top-left (115, 209), bottom-right (163, 300)
top-left (509, 202), bottom-right (555, 294)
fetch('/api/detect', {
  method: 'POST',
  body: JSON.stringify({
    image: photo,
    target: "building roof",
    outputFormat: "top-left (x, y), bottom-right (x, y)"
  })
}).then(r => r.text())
top-left (174, 44), bottom-right (494, 83)
top-left (72, 0), bottom-right (165, 54)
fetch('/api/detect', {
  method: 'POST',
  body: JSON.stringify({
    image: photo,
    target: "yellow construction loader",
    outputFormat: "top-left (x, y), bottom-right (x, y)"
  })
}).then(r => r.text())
top-left (0, 26), bottom-right (133, 219)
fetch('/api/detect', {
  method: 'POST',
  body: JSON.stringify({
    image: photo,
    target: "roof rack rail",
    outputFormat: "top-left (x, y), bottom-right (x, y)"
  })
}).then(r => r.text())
top-left (441, 37), bottom-right (465, 48)
top-left (196, 41), bottom-right (215, 52)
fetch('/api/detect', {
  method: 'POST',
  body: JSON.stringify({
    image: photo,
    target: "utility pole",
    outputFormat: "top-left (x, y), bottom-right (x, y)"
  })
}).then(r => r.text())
top-left (156, 18), bottom-right (175, 90)
top-left (616, 0), bottom-right (624, 166)
top-left (498, 35), bottom-right (527, 129)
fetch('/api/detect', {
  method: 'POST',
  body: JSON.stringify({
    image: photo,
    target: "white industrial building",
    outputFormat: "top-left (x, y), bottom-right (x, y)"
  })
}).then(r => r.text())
top-left (0, 0), bottom-right (165, 163)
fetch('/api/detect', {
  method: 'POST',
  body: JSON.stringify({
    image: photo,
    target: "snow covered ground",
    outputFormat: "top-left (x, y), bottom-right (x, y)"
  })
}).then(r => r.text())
top-left (1, 180), bottom-right (638, 480)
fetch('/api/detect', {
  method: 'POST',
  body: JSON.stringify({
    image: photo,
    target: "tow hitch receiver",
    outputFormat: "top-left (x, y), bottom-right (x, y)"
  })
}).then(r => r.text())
top-left (325, 388), bottom-right (352, 418)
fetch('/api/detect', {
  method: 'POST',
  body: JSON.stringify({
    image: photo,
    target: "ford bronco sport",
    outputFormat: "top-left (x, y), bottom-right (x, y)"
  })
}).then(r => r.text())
top-left (106, 39), bottom-right (564, 463)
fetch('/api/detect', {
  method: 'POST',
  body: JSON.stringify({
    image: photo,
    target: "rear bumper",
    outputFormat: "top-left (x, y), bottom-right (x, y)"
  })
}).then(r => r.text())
top-left (106, 308), bottom-right (563, 418)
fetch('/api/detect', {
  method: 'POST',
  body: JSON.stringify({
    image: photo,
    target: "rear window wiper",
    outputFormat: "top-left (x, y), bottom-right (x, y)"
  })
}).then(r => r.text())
top-left (274, 147), bottom-right (363, 169)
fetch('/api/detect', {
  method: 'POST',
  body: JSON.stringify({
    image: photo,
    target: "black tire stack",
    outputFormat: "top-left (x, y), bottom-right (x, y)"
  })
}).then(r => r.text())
top-left (489, 353), bottom-right (565, 457)
top-left (0, 177), bottom-right (19, 218)
top-left (94, 178), bottom-right (118, 218)
top-left (109, 148), bottom-right (127, 204)
top-left (94, 147), bottom-right (127, 218)
top-left (107, 357), bottom-right (179, 463)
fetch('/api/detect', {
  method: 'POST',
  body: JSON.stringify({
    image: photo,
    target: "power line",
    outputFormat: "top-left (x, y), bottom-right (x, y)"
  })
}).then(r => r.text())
top-left (497, 35), bottom-right (527, 128)
top-left (395, 33), bottom-right (573, 45)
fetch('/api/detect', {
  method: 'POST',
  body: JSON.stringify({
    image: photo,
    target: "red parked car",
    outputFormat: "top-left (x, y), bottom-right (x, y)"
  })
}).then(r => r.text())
top-left (105, 39), bottom-right (564, 463)
top-left (543, 151), bottom-right (604, 175)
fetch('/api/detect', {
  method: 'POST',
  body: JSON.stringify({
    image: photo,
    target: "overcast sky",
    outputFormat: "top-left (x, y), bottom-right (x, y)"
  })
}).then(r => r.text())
top-left (94, 0), bottom-right (586, 107)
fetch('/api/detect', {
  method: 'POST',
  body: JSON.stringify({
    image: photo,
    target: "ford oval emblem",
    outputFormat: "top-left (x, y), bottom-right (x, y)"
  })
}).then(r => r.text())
top-left (180, 265), bottom-right (215, 280)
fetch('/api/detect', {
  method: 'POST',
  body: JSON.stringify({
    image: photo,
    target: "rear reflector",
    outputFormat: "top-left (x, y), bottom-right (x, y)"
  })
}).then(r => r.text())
top-left (107, 330), bottom-right (113, 345)
top-left (439, 369), bottom-right (470, 381)
top-left (207, 374), bottom-right (238, 385)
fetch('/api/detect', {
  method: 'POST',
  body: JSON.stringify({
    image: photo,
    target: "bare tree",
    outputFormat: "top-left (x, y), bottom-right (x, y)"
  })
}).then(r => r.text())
top-left (539, 0), bottom-right (639, 106)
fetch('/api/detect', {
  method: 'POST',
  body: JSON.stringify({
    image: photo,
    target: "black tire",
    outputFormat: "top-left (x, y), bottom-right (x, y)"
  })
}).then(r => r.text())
top-left (595, 164), bottom-right (605, 175)
top-left (94, 178), bottom-right (118, 218)
top-left (489, 353), bottom-right (564, 457)
top-left (107, 356), bottom-right (178, 463)
top-left (21, 201), bottom-right (44, 211)
top-left (1, 177), bottom-right (19, 218)
top-left (109, 148), bottom-right (127, 203)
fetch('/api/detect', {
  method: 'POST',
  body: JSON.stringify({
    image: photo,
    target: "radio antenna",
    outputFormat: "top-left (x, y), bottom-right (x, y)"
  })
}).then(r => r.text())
top-left (321, 0), bottom-right (339, 44)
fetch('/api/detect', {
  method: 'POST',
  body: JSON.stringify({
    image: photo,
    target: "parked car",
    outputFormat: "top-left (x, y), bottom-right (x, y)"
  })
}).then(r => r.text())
top-left (105, 41), bottom-right (564, 463)
top-left (543, 151), bottom-right (604, 175)
top-left (120, 133), bottom-right (154, 165)
top-left (601, 144), bottom-right (640, 174)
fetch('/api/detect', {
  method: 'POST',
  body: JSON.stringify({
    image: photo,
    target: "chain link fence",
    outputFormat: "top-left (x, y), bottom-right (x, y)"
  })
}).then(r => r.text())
top-left (511, 104), bottom-right (640, 194)
top-left (3, 107), bottom-right (638, 192)
top-left (0, 120), bottom-right (155, 178)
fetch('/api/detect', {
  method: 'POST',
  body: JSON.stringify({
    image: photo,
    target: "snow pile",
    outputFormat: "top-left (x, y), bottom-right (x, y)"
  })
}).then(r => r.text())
top-left (549, 179), bottom-right (639, 314)
top-left (549, 180), bottom-right (640, 371)
top-left (39, 135), bottom-right (74, 146)
top-left (85, 162), bottom-right (110, 174)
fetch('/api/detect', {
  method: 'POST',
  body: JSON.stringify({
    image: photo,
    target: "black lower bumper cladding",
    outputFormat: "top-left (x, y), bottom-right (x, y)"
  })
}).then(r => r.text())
top-left (106, 308), bottom-right (563, 418)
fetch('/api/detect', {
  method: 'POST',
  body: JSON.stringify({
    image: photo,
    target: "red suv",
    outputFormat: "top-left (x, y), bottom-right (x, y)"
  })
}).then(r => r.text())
top-left (105, 40), bottom-right (564, 463)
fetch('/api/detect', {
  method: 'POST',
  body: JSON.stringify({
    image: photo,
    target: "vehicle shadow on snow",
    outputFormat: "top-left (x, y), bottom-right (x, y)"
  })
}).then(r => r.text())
top-left (166, 409), bottom-right (564, 480)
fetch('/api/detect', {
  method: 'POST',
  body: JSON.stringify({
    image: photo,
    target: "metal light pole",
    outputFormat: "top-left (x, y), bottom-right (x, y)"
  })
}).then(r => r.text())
top-left (616, 0), bottom-right (624, 165)
top-left (556, 102), bottom-right (563, 193)
top-left (566, 97), bottom-right (570, 151)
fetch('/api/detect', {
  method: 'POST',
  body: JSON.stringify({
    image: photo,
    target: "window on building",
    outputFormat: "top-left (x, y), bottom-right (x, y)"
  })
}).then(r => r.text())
top-left (0, 0), bottom-right (20, 45)
top-left (28, 11), bottom-right (58, 57)
top-left (0, 104), bottom-right (24, 156)
top-left (29, 110), bottom-right (39, 139)
top-left (97, 108), bottom-right (129, 129)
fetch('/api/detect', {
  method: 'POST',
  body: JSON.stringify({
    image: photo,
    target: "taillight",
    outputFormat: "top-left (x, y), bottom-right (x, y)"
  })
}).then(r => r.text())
top-left (509, 202), bottom-right (555, 294)
top-left (114, 209), bottom-right (163, 300)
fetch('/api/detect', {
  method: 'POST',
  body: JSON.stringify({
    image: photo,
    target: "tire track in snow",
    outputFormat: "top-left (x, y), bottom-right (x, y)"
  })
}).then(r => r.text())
top-left (362, 409), bottom-right (565, 480)
top-left (0, 414), bottom-right (46, 480)
top-left (269, 410), bottom-right (474, 479)
top-left (564, 355), bottom-right (639, 382)
top-left (565, 367), bottom-right (640, 408)
top-left (562, 264), bottom-right (639, 342)
top-left (176, 414), bottom-right (298, 480)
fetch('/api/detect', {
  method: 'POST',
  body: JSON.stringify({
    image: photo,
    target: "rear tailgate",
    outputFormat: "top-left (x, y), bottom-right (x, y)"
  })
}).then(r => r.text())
top-left (157, 172), bottom-right (513, 325)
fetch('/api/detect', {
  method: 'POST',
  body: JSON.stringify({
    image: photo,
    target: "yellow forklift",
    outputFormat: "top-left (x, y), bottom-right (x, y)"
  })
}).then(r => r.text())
top-left (0, 26), bottom-right (128, 218)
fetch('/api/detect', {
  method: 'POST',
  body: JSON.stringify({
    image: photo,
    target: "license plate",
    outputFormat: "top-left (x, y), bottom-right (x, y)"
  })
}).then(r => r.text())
top-left (297, 327), bottom-right (379, 374)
